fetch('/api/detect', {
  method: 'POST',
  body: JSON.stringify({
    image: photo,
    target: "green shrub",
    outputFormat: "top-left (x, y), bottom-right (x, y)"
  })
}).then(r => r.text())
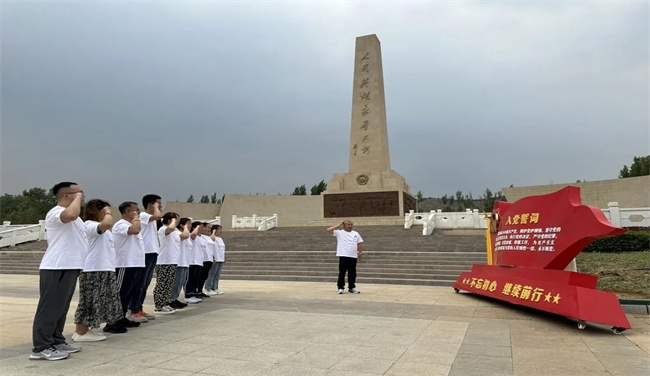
top-left (584, 231), bottom-right (650, 253)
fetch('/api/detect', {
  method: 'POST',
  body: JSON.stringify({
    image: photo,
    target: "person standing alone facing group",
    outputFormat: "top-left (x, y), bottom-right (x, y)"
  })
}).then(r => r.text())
top-left (327, 220), bottom-right (364, 295)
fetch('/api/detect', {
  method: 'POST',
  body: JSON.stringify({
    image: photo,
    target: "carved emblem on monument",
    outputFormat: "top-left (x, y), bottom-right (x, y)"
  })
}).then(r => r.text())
top-left (356, 174), bottom-right (369, 185)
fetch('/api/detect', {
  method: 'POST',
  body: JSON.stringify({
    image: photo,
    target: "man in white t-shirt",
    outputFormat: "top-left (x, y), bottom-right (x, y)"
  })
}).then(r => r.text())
top-left (30, 182), bottom-right (87, 361)
top-left (327, 220), bottom-right (364, 294)
top-left (128, 194), bottom-right (162, 322)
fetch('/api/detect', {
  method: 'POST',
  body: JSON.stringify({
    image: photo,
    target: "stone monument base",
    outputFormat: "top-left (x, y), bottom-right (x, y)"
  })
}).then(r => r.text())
top-left (322, 190), bottom-right (416, 218)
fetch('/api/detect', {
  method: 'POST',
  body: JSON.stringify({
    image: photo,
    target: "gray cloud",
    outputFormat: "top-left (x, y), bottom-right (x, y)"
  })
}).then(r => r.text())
top-left (1, 1), bottom-right (647, 205)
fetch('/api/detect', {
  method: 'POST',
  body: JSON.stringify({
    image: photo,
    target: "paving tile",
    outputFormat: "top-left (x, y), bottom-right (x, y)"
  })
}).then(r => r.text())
top-left (198, 358), bottom-right (274, 375)
top-left (283, 351), bottom-right (348, 369)
top-left (512, 364), bottom-right (612, 376)
top-left (118, 350), bottom-right (182, 367)
top-left (597, 353), bottom-right (650, 370)
top-left (452, 353), bottom-right (513, 371)
top-left (448, 366), bottom-right (514, 376)
top-left (260, 363), bottom-right (327, 376)
top-left (386, 359), bottom-right (452, 376)
top-left (330, 356), bottom-right (396, 374)
top-left (400, 347), bottom-right (459, 365)
top-left (231, 347), bottom-right (299, 363)
top-left (458, 343), bottom-right (511, 357)
top-left (155, 355), bottom-right (222, 372)
top-left (512, 348), bottom-right (606, 372)
top-left (347, 345), bottom-right (407, 362)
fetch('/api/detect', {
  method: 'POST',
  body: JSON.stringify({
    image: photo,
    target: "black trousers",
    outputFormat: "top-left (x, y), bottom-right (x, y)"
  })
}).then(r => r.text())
top-left (32, 269), bottom-right (80, 353)
top-left (337, 257), bottom-right (357, 289)
top-left (116, 267), bottom-right (142, 316)
top-left (185, 264), bottom-right (203, 298)
top-left (198, 261), bottom-right (214, 293)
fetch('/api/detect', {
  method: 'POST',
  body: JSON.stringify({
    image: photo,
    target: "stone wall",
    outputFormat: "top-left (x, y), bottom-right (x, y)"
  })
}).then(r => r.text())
top-left (502, 176), bottom-right (650, 209)
top-left (161, 202), bottom-right (221, 220)
top-left (218, 194), bottom-right (322, 229)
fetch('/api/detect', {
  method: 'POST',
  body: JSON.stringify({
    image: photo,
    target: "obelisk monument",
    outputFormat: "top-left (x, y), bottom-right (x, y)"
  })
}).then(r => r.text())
top-left (323, 34), bottom-right (416, 218)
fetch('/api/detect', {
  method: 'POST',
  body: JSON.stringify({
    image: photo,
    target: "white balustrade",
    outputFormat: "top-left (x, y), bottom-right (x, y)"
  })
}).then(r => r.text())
top-left (407, 202), bottom-right (650, 235)
top-left (231, 214), bottom-right (278, 231)
top-left (0, 220), bottom-right (47, 247)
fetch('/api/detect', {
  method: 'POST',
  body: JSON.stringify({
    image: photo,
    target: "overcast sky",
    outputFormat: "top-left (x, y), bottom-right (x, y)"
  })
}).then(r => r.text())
top-left (1, 1), bottom-right (647, 205)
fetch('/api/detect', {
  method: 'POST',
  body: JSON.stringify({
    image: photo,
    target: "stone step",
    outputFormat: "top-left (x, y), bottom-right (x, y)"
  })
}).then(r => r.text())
top-left (219, 275), bottom-right (456, 287)
top-left (220, 269), bottom-right (466, 277)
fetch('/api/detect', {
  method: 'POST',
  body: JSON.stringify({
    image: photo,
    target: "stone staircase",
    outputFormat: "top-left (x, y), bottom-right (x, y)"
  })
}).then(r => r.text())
top-left (0, 226), bottom-right (487, 286)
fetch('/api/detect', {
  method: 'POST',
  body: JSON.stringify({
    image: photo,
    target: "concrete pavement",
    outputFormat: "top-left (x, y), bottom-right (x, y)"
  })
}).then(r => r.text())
top-left (0, 274), bottom-right (648, 375)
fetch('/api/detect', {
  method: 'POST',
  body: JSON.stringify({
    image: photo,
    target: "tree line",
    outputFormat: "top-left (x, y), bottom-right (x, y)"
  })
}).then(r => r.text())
top-left (2, 156), bottom-right (647, 224)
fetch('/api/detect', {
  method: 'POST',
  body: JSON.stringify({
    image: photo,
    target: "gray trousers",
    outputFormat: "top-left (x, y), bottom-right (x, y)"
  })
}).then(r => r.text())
top-left (32, 269), bottom-right (80, 352)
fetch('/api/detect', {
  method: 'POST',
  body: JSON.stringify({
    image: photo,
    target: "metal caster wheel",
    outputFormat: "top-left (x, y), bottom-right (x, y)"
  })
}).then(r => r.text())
top-left (577, 320), bottom-right (587, 330)
top-left (611, 327), bottom-right (626, 335)
top-left (453, 288), bottom-right (459, 293)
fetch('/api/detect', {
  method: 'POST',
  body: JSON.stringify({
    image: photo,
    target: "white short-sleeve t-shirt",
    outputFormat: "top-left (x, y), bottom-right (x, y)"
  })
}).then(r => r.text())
top-left (40, 206), bottom-right (88, 270)
top-left (82, 221), bottom-right (116, 272)
top-left (178, 237), bottom-right (191, 267)
top-left (139, 212), bottom-right (160, 254)
top-left (334, 229), bottom-right (363, 258)
top-left (202, 237), bottom-right (215, 262)
top-left (112, 219), bottom-right (145, 268)
top-left (214, 237), bottom-right (225, 262)
top-left (157, 225), bottom-right (180, 265)
top-left (190, 236), bottom-right (205, 266)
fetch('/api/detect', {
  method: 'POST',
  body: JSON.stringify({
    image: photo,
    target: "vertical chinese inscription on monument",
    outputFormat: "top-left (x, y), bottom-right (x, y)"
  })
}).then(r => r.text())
top-left (355, 50), bottom-right (371, 156)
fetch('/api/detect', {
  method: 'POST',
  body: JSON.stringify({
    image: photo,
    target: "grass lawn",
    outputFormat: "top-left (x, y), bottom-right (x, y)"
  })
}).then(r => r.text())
top-left (577, 251), bottom-right (650, 299)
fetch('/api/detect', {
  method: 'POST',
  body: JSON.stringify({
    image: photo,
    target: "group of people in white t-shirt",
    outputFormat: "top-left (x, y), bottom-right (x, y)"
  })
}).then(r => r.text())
top-left (30, 182), bottom-right (226, 361)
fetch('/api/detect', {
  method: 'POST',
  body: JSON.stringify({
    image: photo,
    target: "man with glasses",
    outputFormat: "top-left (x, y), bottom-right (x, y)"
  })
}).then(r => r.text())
top-left (327, 220), bottom-right (364, 294)
top-left (30, 182), bottom-right (87, 361)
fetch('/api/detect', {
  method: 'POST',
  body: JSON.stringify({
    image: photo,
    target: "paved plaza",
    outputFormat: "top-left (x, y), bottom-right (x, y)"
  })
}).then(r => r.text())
top-left (0, 274), bottom-right (648, 376)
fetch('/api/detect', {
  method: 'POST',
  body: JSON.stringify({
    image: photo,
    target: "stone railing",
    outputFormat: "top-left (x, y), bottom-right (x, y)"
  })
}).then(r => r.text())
top-left (0, 220), bottom-right (47, 247)
top-left (188, 217), bottom-right (221, 226)
top-left (406, 202), bottom-right (650, 235)
top-left (231, 214), bottom-right (278, 231)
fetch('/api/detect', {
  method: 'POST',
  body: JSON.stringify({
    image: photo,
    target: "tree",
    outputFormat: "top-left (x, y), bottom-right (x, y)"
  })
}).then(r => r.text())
top-left (481, 188), bottom-right (506, 212)
top-left (186, 194), bottom-right (194, 203)
top-left (416, 190), bottom-right (424, 203)
top-left (0, 187), bottom-right (57, 224)
top-left (619, 155), bottom-right (650, 178)
top-left (310, 180), bottom-right (328, 195)
top-left (291, 185), bottom-right (307, 195)
top-left (200, 195), bottom-right (210, 203)
top-left (210, 192), bottom-right (218, 204)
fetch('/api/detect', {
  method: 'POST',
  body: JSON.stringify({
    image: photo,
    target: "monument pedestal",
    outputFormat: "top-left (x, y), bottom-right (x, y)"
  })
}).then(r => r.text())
top-left (323, 170), bottom-right (416, 218)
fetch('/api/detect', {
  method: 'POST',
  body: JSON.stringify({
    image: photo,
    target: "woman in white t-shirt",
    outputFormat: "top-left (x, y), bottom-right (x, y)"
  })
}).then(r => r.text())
top-left (205, 225), bottom-right (226, 295)
top-left (169, 218), bottom-right (195, 307)
top-left (153, 212), bottom-right (189, 314)
top-left (72, 199), bottom-right (124, 342)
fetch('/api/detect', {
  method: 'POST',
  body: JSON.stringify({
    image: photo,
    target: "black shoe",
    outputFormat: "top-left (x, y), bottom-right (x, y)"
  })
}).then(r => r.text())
top-left (103, 324), bottom-right (128, 333)
top-left (169, 300), bottom-right (187, 309)
top-left (198, 293), bottom-right (210, 298)
top-left (117, 318), bottom-right (141, 328)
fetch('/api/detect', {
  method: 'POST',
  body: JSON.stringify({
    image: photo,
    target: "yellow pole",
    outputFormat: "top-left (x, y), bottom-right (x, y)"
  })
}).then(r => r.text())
top-left (485, 217), bottom-right (494, 265)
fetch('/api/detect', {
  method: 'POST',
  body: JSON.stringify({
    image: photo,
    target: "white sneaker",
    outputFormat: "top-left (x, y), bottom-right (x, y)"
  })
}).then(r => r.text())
top-left (338, 289), bottom-right (344, 294)
top-left (185, 297), bottom-right (201, 304)
top-left (154, 306), bottom-right (176, 314)
top-left (214, 290), bottom-right (224, 295)
top-left (71, 331), bottom-right (106, 342)
top-left (204, 290), bottom-right (217, 296)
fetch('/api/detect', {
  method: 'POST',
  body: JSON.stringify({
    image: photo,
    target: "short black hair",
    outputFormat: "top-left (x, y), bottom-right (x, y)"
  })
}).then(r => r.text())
top-left (142, 194), bottom-right (161, 208)
top-left (191, 221), bottom-right (202, 231)
top-left (52, 182), bottom-right (78, 198)
top-left (119, 201), bottom-right (138, 214)
top-left (211, 224), bottom-right (222, 231)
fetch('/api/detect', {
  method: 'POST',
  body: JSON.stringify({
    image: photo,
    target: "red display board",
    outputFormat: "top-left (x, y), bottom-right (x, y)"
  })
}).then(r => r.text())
top-left (453, 186), bottom-right (631, 333)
